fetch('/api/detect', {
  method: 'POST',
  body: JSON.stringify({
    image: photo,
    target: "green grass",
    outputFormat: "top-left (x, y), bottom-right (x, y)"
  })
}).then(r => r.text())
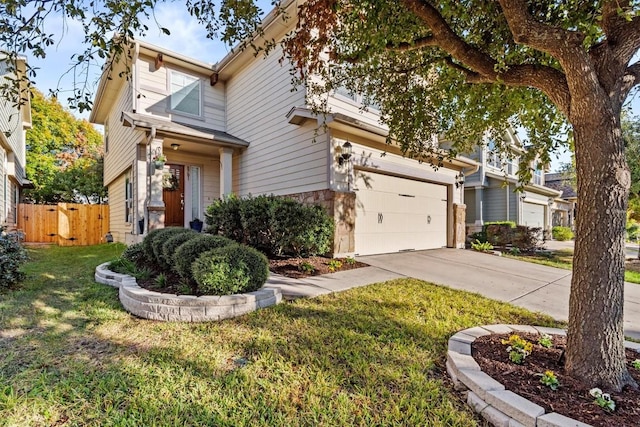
top-left (505, 249), bottom-right (640, 284)
top-left (1, 245), bottom-right (563, 426)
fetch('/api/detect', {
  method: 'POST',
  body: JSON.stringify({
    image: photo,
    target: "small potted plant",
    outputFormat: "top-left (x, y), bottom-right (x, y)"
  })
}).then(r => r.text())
top-left (153, 154), bottom-right (167, 169)
top-left (189, 217), bottom-right (203, 232)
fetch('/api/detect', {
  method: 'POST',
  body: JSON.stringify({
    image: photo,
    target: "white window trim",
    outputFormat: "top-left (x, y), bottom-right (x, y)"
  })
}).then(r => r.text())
top-left (168, 70), bottom-right (204, 119)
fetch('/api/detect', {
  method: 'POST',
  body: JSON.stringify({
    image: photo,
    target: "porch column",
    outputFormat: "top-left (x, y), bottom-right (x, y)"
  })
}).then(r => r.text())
top-left (219, 147), bottom-right (233, 198)
top-left (147, 137), bottom-right (165, 231)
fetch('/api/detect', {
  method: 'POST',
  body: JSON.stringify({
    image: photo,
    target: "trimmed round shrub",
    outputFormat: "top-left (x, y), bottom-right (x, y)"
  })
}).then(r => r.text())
top-left (121, 242), bottom-right (146, 264)
top-left (152, 228), bottom-right (195, 268)
top-left (142, 228), bottom-right (166, 261)
top-left (0, 236), bottom-right (28, 288)
top-left (192, 244), bottom-right (269, 295)
top-left (173, 234), bottom-right (235, 279)
top-left (162, 231), bottom-right (199, 271)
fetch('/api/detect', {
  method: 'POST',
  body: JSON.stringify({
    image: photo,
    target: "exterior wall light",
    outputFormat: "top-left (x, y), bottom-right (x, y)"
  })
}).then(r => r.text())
top-left (338, 141), bottom-right (353, 166)
top-left (171, 143), bottom-right (180, 150)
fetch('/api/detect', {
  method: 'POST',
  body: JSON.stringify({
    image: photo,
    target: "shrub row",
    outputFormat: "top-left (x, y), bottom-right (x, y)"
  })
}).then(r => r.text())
top-left (121, 227), bottom-right (269, 296)
top-left (470, 223), bottom-right (541, 252)
top-left (0, 234), bottom-right (28, 288)
top-left (552, 226), bottom-right (574, 241)
top-left (205, 194), bottom-right (334, 257)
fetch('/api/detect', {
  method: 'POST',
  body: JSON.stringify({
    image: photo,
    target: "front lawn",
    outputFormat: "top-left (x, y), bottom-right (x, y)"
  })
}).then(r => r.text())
top-left (1, 245), bottom-right (562, 426)
top-left (505, 249), bottom-right (640, 284)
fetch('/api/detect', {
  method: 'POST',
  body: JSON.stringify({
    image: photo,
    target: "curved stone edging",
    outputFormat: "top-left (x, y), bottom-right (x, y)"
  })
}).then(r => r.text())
top-left (447, 324), bottom-right (640, 427)
top-left (95, 262), bottom-right (282, 322)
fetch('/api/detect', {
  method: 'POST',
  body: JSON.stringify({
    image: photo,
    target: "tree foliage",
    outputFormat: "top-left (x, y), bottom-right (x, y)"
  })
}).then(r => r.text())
top-left (24, 89), bottom-right (106, 204)
top-left (3, 0), bottom-right (640, 392)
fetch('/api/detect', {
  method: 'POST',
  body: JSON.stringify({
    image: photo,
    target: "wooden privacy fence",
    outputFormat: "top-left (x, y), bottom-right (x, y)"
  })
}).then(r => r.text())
top-left (18, 203), bottom-right (110, 246)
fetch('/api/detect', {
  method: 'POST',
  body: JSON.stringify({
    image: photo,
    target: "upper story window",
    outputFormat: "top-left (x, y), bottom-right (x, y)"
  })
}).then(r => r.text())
top-left (533, 162), bottom-right (543, 185)
top-left (333, 85), bottom-right (381, 112)
top-left (170, 70), bottom-right (202, 117)
top-left (486, 140), bottom-right (502, 169)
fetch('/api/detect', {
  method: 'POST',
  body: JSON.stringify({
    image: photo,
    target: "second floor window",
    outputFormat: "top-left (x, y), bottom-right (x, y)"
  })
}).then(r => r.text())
top-left (533, 164), bottom-right (543, 185)
top-left (486, 140), bottom-right (502, 169)
top-left (170, 71), bottom-right (201, 117)
top-left (333, 85), bottom-right (381, 112)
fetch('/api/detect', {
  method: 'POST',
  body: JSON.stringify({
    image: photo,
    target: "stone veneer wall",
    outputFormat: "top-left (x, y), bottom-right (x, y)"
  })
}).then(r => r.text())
top-left (285, 189), bottom-right (355, 256)
top-left (453, 203), bottom-right (467, 249)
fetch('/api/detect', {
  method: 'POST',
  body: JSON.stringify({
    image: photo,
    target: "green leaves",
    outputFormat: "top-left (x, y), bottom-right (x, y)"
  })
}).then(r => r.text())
top-left (24, 89), bottom-right (106, 204)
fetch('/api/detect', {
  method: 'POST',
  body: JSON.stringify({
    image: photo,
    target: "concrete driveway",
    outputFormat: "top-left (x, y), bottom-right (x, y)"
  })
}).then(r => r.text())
top-left (358, 249), bottom-right (640, 340)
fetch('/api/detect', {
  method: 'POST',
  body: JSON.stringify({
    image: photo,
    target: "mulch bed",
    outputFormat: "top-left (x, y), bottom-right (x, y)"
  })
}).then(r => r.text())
top-left (268, 256), bottom-right (368, 278)
top-left (472, 333), bottom-right (640, 427)
top-left (133, 256), bottom-right (369, 295)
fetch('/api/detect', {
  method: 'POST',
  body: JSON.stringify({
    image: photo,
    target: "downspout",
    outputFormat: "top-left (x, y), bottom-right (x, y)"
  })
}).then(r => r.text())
top-left (143, 126), bottom-right (157, 234)
top-left (460, 162), bottom-right (480, 205)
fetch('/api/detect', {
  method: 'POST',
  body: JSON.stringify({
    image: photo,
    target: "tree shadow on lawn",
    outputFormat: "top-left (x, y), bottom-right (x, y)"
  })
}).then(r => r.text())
top-left (1, 262), bottom-right (562, 426)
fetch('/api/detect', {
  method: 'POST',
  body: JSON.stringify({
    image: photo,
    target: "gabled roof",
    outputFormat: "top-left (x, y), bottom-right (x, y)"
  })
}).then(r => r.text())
top-left (121, 111), bottom-right (248, 147)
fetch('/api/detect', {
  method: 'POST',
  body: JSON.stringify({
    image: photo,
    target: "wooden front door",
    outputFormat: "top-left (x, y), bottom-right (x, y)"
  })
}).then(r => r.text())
top-left (163, 164), bottom-right (185, 227)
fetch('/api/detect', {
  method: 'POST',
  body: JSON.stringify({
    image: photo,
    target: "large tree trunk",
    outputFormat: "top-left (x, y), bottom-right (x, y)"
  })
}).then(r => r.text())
top-left (565, 105), bottom-right (637, 391)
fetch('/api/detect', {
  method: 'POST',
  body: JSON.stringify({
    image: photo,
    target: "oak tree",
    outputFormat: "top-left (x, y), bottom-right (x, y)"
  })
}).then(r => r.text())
top-left (2, 0), bottom-right (640, 390)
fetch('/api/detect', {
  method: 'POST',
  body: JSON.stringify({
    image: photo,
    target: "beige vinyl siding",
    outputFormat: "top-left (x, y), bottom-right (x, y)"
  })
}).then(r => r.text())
top-left (345, 139), bottom-right (461, 204)
top-left (6, 178), bottom-right (17, 225)
top-left (0, 62), bottom-right (26, 183)
top-left (226, 47), bottom-right (328, 196)
top-left (108, 172), bottom-right (130, 243)
top-left (326, 93), bottom-right (386, 131)
top-left (0, 147), bottom-right (5, 223)
top-left (104, 83), bottom-right (143, 186)
top-left (136, 54), bottom-right (226, 130)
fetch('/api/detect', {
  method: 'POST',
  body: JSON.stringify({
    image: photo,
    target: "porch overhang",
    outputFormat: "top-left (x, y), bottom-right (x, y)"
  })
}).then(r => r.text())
top-left (121, 111), bottom-right (249, 148)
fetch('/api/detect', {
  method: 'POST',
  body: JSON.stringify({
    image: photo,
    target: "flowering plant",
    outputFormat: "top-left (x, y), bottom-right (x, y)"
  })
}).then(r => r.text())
top-left (537, 370), bottom-right (559, 390)
top-left (501, 334), bottom-right (533, 364)
top-left (589, 387), bottom-right (616, 411)
top-left (537, 333), bottom-right (553, 348)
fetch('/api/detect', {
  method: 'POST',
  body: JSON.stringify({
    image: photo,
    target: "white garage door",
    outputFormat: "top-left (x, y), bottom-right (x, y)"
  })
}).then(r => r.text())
top-left (522, 202), bottom-right (545, 228)
top-left (354, 171), bottom-right (448, 255)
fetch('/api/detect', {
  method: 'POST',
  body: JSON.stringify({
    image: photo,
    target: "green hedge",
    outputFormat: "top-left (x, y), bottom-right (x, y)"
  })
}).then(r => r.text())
top-left (161, 231), bottom-right (199, 270)
top-left (192, 244), bottom-right (269, 295)
top-left (151, 228), bottom-right (195, 267)
top-left (205, 195), bottom-right (334, 257)
top-left (172, 234), bottom-right (235, 279)
top-left (0, 235), bottom-right (28, 288)
top-left (552, 226), bottom-right (574, 241)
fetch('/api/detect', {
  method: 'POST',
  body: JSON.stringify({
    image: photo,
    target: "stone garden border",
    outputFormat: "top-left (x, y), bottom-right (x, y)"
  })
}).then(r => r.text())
top-left (95, 262), bottom-right (282, 322)
top-left (447, 324), bottom-right (640, 427)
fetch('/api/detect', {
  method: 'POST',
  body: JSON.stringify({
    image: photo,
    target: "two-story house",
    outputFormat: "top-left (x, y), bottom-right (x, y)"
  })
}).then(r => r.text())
top-left (0, 56), bottom-right (31, 230)
top-left (464, 128), bottom-right (561, 234)
top-left (90, 1), bottom-right (478, 256)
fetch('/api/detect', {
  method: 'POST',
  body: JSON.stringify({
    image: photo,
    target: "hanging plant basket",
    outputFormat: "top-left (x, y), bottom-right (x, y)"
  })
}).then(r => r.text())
top-left (154, 160), bottom-right (165, 170)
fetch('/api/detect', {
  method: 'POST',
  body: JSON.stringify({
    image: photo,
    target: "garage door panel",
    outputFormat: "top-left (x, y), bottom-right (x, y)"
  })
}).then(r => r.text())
top-left (355, 172), bottom-right (448, 256)
top-left (522, 202), bottom-right (545, 228)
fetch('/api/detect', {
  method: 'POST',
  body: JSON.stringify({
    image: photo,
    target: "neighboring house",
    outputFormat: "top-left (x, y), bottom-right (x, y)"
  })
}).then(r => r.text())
top-left (90, 2), bottom-right (477, 256)
top-left (545, 172), bottom-right (577, 229)
top-left (464, 128), bottom-right (561, 233)
top-left (0, 56), bottom-right (31, 230)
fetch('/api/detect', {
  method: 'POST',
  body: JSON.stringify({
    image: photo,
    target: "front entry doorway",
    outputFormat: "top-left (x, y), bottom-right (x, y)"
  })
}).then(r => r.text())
top-left (163, 164), bottom-right (185, 227)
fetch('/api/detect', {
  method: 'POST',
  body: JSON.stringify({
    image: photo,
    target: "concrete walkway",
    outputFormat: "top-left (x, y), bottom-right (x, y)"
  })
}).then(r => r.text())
top-left (265, 247), bottom-right (640, 340)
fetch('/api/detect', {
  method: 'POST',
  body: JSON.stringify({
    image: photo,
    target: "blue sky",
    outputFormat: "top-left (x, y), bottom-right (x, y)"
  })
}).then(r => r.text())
top-left (23, 1), bottom-right (639, 172)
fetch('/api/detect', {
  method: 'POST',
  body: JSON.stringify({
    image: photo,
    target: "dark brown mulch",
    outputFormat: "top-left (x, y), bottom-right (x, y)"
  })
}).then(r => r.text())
top-left (268, 256), bottom-right (368, 279)
top-left (472, 333), bottom-right (640, 427)
top-left (626, 259), bottom-right (640, 274)
top-left (133, 257), bottom-right (369, 295)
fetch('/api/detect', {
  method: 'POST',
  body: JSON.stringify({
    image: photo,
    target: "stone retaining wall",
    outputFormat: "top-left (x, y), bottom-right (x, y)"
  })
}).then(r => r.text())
top-left (447, 324), bottom-right (640, 427)
top-left (95, 262), bottom-right (282, 322)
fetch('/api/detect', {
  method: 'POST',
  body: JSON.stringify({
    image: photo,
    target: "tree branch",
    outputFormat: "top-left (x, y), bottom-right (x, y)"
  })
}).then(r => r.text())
top-left (621, 62), bottom-right (640, 102)
top-left (399, 0), bottom-right (571, 114)
top-left (387, 36), bottom-right (437, 51)
top-left (497, 0), bottom-right (584, 55)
